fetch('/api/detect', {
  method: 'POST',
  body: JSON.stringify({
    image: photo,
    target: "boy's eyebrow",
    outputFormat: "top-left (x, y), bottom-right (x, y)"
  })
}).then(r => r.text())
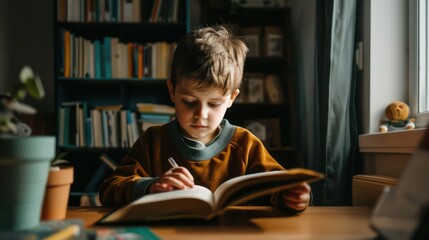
top-left (177, 89), bottom-right (228, 99)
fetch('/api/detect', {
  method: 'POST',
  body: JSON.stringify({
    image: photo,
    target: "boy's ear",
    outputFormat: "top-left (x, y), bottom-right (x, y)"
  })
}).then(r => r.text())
top-left (167, 80), bottom-right (175, 103)
top-left (228, 89), bottom-right (240, 107)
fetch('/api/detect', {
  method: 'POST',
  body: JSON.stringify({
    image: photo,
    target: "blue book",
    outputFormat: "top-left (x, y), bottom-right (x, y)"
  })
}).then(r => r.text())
top-left (85, 117), bottom-right (93, 147)
top-left (80, 102), bottom-right (89, 147)
top-left (140, 113), bottom-right (171, 123)
top-left (110, 0), bottom-right (116, 22)
top-left (101, 110), bottom-right (109, 147)
top-left (95, 0), bottom-right (100, 22)
top-left (94, 40), bottom-right (102, 78)
top-left (84, 164), bottom-right (109, 193)
top-left (100, 41), bottom-right (105, 78)
top-left (104, 37), bottom-right (112, 78)
top-left (133, 44), bottom-right (138, 77)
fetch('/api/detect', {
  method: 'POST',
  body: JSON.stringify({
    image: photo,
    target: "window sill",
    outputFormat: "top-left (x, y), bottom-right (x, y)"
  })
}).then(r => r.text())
top-left (359, 128), bottom-right (427, 153)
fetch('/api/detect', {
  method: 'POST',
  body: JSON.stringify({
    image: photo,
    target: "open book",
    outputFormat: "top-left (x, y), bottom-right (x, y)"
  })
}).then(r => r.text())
top-left (99, 168), bottom-right (324, 223)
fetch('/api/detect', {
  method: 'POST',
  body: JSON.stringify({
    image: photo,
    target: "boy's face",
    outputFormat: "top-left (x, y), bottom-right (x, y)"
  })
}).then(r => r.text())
top-left (167, 80), bottom-right (239, 145)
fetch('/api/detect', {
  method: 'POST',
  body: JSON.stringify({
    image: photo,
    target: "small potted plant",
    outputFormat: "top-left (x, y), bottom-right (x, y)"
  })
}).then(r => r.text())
top-left (41, 151), bottom-right (74, 221)
top-left (0, 66), bottom-right (56, 231)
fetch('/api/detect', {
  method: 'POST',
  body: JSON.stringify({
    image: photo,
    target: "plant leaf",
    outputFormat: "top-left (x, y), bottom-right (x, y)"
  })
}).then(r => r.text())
top-left (25, 74), bottom-right (45, 100)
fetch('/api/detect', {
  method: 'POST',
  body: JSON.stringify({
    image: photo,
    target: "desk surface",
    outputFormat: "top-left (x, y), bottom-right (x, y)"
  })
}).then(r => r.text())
top-left (66, 206), bottom-right (377, 239)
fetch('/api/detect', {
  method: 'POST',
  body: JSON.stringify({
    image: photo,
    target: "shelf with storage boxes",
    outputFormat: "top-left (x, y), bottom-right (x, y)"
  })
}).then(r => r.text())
top-left (200, 1), bottom-right (294, 151)
top-left (54, 0), bottom-right (190, 205)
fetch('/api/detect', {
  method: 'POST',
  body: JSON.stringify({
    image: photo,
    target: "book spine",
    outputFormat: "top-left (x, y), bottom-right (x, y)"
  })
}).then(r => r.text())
top-left (94, 40), bottom-right (101, 78)
top-left (104, 37), bottom-right (112, 78)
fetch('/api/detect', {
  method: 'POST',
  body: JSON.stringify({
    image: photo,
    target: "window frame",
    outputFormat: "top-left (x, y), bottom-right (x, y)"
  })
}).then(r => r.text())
top-left (410, 0), bottom-right (429, 128)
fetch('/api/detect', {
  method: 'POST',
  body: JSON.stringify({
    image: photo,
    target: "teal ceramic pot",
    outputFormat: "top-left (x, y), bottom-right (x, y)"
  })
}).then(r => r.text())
top-left (0, 136), bottom-right (56, 231)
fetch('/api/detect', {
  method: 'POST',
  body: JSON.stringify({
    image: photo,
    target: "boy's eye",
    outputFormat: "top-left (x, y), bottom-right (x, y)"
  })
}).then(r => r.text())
top-left (183, 100), bottom-right (197, 106)
top-left (209, 102), bottom-right (223, 107)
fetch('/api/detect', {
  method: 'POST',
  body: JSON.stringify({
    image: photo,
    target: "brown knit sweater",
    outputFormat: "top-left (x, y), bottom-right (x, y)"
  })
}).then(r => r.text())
top-left (99, 119), bottom-right (286, 207)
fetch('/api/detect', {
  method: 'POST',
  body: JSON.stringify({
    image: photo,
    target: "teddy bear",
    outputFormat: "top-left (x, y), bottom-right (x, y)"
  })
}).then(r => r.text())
top-left (379, 101), bottom-right (415, 133)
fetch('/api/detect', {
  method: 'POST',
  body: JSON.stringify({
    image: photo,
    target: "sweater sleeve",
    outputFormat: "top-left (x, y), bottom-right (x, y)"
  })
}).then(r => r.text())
top-left (240, 129), bottom-right (309, 213)
top-left (99, 131), bottom-right (156, 207)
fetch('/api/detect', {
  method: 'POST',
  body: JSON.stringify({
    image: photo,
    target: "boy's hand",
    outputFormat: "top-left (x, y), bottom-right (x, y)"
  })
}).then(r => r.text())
top-left (281, 182), bottom-right (311, 211)
top-left (149, 167), bottom-right (194, 193)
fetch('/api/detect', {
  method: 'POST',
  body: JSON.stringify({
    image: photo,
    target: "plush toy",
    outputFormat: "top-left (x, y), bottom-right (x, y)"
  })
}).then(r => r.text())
top-left (379, 101), bottom-right (415, 133)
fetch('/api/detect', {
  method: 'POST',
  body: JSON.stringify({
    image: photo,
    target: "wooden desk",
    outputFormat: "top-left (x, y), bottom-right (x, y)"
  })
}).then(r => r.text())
top-left (66, 206), bottom-right (377, 239)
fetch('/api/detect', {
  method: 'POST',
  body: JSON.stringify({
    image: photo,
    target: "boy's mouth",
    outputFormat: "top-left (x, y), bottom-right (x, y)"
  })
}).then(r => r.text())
top-left (190, 124), bottom-right (207, 129)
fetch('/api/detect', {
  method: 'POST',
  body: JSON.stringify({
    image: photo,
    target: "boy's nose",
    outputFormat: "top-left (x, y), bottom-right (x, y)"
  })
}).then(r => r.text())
top-left (194, 104), bottom-right (208, 119)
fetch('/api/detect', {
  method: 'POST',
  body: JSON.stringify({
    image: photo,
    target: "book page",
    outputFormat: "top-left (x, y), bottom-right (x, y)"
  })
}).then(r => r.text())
top-left (213, 169), bottom-right (324, 212)
top-left (101, 185), bottom-right (215, 223)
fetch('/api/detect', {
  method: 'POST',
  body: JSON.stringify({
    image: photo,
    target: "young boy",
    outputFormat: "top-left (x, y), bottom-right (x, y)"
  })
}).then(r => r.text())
top-left (99, 25), bottom-right (311, 212)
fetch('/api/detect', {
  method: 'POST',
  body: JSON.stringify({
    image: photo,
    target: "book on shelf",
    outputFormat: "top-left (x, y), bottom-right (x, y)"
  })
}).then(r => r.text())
top-left (148, 0), bottom-right (180, 23)
top-left (127, 111), bottom-right (140, 146)
top-left (99, 153), bottom-right (118, 170)
top-left (264, 26), bottom-right (283, 57)
top-left (58, 0), bottom-right (145, 23)
top-left (246, 73), bottom-right (265, 103)
top-left (85, 164), bottom-right (110, 194)
top-left (140, 113), bottom-right (172, 123)
top-left (89, 105), bottom-right (130, 148)
top-left (63, 30), bottom-right (71, 77)
top-left (104, 37), bottom-right (113, 78)
top-left (240, 27), bottom-right (262, 57)
top-left (122, 0), bottom-right (133, 22)
top-left (83, 154), bottom-right (118, 206)
top-left (120, 110), bottom-right (129, 148)
top-left (136, 103), bottom-right (175, 115)
top-left (98, 168), bottom-right (324, 223)
top-left (94, 104), bottom-right (123, 111)
top-left (245, 118), bottom-right (282, 148)
top-left (94, 40), bottom-right (102, 78)
top-left (90, 109), bottom-right (103, 147)
top-left (59, 30), bottom-right (177, 79)
top-left (60, 101), bottom-right (88, 147)
top-left (264, 74), bottom-right (284, 104)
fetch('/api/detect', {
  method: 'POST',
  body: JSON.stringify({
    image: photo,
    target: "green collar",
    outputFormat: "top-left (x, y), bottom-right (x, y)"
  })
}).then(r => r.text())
top-left (167, 119), bottom-right (236, 160)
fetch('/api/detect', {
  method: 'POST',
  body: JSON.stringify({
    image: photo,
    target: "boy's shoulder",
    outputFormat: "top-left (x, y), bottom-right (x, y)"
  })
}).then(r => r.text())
top-left (230, 125), bottom-right (263, 145)
top-left (143, 122), bottom-right (170, 138)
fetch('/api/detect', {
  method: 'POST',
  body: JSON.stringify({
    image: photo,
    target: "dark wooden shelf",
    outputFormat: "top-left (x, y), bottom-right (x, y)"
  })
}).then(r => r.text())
top-left (57, 22), bottom-right (187, 42)
top-left (58, 77), bottom-right (168, 84)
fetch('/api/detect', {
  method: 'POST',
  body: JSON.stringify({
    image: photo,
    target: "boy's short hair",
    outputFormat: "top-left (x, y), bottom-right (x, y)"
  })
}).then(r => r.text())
top-left (170, 25), bottom-right (248, 94)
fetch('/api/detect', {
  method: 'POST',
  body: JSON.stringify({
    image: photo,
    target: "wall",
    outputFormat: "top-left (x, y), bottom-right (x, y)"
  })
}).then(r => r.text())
top-left (0, 1), bottom-right (54, 114)
top-left (0, 1), bottom-right (9, 93)
top-left (362, 0), bottom-right (408, 134)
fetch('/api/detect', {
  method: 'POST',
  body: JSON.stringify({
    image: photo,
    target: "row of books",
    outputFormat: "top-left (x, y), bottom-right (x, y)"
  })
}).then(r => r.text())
top-left (58, 102), bottom-right (138, 148)
top-left (58, 102), bottom-right (175, 148)
top-left (59, 29), bottom-right (176, 79)
top-left (57, 0), bottom-right (180, 23)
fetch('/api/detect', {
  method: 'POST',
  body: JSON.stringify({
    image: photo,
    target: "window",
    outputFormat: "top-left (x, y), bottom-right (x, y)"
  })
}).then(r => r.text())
top-left (410, 0), bottom-right (429, 128)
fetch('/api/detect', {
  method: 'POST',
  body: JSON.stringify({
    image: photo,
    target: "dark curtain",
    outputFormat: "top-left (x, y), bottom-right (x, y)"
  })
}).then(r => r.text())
top-left (305, 0), bottom-right (358, 205)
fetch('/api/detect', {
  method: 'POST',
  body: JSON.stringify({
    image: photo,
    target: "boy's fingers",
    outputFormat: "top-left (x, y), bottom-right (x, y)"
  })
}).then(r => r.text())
top-left (170, 172), bottom-right (194, 188)
top-left (289, 182), bottom-right (311, 192)
top-left (285, 201), bottom-right (307, 211)
top-left (163, 176), bottom-right (189, 189)
top-left (171, 167), bottom-right (194, 182)
top-left (283, 192), bottom-right (310, 203)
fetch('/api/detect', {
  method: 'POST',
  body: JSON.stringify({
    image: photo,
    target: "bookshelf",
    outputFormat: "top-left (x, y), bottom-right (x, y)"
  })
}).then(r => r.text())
top-left (54, 0), bottom-right (190, 205)
top-left (200, 1), bottom-right (296, 152)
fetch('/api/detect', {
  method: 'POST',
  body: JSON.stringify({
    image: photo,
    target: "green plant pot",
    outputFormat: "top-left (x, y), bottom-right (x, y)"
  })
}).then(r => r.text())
top-left (0, 136), bottom-right (56, 231)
